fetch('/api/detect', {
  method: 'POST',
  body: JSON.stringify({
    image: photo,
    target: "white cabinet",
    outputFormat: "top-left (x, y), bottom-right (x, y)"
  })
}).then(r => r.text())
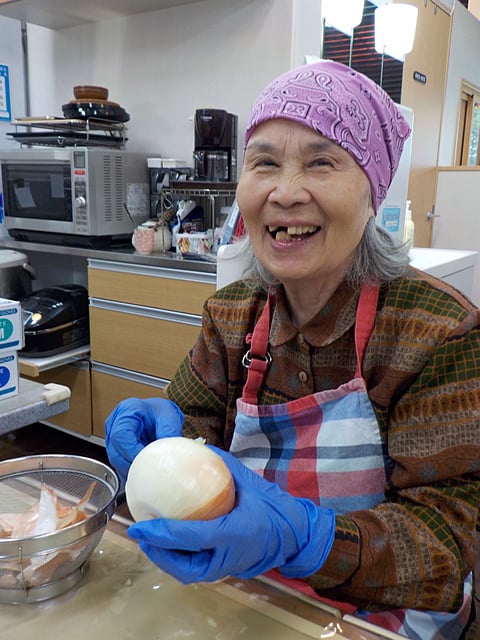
top-left (217, 244), bottom-right (479, 300)
top-left (409, 248), bottom-right (478, 300)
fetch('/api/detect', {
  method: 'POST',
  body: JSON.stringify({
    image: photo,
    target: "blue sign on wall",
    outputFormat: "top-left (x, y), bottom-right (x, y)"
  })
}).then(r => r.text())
top-left (0, 65), bottom-right (12, 121)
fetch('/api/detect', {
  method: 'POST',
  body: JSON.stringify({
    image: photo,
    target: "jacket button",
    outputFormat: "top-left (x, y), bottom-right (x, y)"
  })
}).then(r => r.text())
top-left (298, 370), bottom-right (308, 383)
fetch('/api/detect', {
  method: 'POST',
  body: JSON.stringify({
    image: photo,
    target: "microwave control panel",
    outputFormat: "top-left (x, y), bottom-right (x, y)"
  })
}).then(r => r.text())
top-left (73, 177), bottom-right (88, 230)
top-left (73, 150), bottom-right (88, 232)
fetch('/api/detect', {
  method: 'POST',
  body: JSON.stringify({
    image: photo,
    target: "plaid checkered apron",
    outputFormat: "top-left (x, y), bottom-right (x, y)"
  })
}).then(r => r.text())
top-left (229, 283), bottom-right (472, 639)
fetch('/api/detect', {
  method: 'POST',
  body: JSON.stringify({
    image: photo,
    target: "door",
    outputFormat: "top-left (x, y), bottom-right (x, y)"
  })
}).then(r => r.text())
top-left (401, 0), bottom-right (452, 247)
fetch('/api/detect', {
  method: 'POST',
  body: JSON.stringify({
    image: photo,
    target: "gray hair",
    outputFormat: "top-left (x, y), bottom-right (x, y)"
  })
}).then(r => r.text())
top-left (236, 217), bottom-right (410, 290)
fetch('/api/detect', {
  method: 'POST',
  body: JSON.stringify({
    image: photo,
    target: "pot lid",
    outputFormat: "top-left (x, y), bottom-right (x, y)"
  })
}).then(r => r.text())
top-left (0, 249), bottom-right (29, 268)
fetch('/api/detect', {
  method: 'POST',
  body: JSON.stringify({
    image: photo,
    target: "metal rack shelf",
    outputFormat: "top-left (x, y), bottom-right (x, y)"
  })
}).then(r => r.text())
top-left (168, 181), bottom-right (237, 198)
top-left (155, 181), bottom-right (237, 242)
top-left (8, 117), bottom-right (128, 148)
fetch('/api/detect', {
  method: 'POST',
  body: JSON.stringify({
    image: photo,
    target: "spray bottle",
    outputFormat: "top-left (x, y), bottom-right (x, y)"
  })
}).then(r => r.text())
top-left (403, 200), bottom-right (415, 247)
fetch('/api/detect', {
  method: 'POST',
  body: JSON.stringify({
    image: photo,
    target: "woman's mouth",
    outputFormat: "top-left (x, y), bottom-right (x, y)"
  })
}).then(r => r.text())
top-left (268, 225), bottom-right (319, 242)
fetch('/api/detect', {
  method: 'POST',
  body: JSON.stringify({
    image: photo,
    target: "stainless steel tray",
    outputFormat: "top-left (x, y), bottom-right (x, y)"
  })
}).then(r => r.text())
top-left (8, 117), bottom-right (127, 148)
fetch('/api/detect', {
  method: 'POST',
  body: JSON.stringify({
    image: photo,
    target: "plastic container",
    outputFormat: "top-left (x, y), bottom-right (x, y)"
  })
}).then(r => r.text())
top-left (403, 200), bottom-right (415, 247)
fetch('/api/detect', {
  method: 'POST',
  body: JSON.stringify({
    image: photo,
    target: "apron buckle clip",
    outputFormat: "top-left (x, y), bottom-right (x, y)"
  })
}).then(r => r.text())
top-left (241, 349), bottom-right (272, 369)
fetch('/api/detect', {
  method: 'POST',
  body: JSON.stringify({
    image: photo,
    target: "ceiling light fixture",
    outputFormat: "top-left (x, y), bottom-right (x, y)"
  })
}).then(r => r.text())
top-left (322, 0), bottom-right (365, 37)
top-left (375, 3), bottom-right (418, 61)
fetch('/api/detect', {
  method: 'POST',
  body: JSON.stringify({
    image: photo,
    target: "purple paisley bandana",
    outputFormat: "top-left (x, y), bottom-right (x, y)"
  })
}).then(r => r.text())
top-left (244, 59), bottom-right (411, 212)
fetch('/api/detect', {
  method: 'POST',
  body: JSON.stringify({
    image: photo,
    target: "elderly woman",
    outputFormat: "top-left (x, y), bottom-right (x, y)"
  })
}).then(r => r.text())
top-left (105, 60), bottom-right (480, 639)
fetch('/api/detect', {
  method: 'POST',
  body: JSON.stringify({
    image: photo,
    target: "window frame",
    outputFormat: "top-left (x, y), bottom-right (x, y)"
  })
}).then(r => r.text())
top-left (456, 81), bottom-right (480, 166)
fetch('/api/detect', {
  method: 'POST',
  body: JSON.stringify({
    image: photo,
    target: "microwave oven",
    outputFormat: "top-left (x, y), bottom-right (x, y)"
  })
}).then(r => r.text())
top-left (0, 147), bottom-right (148, 247)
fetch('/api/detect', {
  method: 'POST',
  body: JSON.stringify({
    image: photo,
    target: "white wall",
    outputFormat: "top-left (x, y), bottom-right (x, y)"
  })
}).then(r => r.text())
top-left (0, 16), bottom-right (26, 150)
top-left (26, 0), bottom-right (322, 164)
top-left (437, 3), bottom-right (480, 165)
top-left (430, 4), bottom-right (480, 304)
top-left (26, 22), bottom-right (57, 118)
top-left (432, 169), bottom-right (480, 304)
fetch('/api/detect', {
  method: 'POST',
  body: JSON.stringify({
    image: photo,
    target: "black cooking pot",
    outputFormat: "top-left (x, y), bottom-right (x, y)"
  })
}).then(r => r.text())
top-left (0, 250), bottom-right (36, 300)
top-left (62, 100), bottom-right (130, 123)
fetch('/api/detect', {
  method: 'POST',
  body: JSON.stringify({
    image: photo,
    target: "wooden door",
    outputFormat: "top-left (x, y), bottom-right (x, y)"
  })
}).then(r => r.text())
top-left (401, 0), bottom-right (452, 247)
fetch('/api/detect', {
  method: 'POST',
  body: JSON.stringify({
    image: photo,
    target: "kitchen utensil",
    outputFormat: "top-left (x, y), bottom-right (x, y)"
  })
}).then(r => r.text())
top-left (0, 249), bottom-right (36, 300)
top-left (61, 101), bottom-right (130, 123)
top-left (7, 131), bottom-right (128, 147)
top-left (8, 117), bottom-right (127, 148)
top-left (194, 150), bottom-right (229, 181)
top-left (193, 108), bottom-right (238, 182)
top-left (132, 224), bottom-right (155, 254)
top-left (73, 85), bottom-right (109, 101)
top-left (0, 454), bottom-right (118, 603)
top-left (132, 220), bottom-right (172, 253)
top-left (20, 284), bottom-right (90, 357)
top-left (68, 98), bottom-right (120, 108)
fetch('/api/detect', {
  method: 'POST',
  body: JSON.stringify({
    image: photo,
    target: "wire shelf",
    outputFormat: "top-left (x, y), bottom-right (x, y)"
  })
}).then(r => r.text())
top-left (168, 181), bottom-right (237, 198)
top-left (8, 117), bottom-right (128, 148)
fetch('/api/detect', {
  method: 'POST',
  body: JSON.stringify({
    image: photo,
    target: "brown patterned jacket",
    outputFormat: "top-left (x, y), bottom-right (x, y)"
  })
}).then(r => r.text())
top-left (166, 267), bottom-right (480, 612)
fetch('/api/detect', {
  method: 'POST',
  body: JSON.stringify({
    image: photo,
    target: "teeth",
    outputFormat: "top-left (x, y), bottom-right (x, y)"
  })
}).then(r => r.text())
top-left (268, 225), bottom-right (318, 235)
top-left (287, 226), bottom-right (317, 235)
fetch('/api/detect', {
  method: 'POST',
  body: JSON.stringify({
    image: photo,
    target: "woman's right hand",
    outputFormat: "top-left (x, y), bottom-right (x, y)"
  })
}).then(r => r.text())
top-left (105, 398), bottom-right (184, 484)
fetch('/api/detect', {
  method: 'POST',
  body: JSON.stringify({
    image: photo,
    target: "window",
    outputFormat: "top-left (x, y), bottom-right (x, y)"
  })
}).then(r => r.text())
top-left (456, 84), bottom-right (480, 166)
top-left (322, 1), bottom-right (404, 103)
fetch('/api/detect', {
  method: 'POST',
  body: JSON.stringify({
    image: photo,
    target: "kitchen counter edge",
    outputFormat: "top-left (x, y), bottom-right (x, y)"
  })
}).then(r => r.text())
top-left (0, 237), bottom-right (217, 274)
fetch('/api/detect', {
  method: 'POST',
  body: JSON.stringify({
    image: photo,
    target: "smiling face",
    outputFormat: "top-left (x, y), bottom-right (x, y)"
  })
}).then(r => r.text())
top-left (237, 119), bottom-right (374, 303)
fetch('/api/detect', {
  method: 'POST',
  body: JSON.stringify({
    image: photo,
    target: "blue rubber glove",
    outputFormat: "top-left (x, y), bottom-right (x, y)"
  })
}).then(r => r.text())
top-left (128, 446), bottom-right (335, 584)
top-left (105, 397), bottom-right (184, 484)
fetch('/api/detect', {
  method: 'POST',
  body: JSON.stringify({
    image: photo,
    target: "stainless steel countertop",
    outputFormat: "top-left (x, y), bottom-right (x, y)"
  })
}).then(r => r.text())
top-left (0, 236), bottom-right (217, 274)
top-left (0, 511), bottom-right (396, 640)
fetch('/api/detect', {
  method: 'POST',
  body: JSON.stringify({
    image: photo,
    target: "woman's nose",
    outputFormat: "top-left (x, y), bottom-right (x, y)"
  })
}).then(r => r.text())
top-left (267, 171), bottom-right (311, 207)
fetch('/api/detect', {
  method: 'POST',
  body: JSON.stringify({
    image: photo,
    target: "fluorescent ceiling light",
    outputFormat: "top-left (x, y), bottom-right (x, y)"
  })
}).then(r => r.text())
top-left (375, 3), bottom-right (418, 61)
top-left (322, 0), bottom-right (365, 37)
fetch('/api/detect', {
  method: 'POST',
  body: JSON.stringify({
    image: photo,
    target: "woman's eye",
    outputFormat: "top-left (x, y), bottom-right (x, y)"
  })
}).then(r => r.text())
top-left (309, 157), bottom-right (332, 168)
top-left (253, 157), bottom-right (278, 168)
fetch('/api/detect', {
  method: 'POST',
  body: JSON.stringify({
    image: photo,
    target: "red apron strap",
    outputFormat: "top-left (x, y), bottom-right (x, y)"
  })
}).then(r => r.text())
top-left (354, 283), bottom-right (380, 378)
top-left (241, 283), bottom-right (380, 403)
top-left (241, 295), bottom-right (272, 403)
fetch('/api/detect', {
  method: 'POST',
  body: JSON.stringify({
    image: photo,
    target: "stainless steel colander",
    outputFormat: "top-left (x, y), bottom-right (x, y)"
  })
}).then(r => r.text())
top-left (0, 454), bottom-right (119, 603)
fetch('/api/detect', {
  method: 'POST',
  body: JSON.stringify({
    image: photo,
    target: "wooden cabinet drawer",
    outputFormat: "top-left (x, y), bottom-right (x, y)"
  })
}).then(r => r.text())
top-left (88, 263), bottom-right (215, 314)
top-left (91, 368), bottom-right (166, 438)
top-left (89, 305), bottom-right (200, 379)
top-left (88, 260), bottom-right (214, 437)
top-left (24, 361), bottom-right (92, 436)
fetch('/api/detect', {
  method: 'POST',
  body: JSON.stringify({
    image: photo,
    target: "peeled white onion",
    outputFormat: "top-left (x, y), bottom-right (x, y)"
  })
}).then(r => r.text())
top-left (125, 437), bottom-right (236, 522)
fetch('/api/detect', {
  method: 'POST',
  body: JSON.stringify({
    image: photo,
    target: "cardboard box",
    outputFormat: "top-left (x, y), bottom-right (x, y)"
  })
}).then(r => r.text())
top-left (0, 350), bottom-right (19, 400)
top-left (0, 297), bottom-right (23, 351)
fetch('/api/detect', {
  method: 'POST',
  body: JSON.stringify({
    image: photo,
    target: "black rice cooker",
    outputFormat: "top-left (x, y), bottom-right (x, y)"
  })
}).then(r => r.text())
top-left (20, 284), bottom-right (89, 357)
top-left (0, 249), bottom-right (36, 300)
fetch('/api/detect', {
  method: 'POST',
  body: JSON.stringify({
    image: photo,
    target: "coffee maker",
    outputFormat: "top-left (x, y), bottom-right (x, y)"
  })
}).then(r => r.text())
top-left (193, 108), bottom-right (238, 182)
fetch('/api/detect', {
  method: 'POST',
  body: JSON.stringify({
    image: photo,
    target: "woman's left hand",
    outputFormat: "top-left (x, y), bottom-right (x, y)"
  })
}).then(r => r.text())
top-left (127, 447), bottom-right (336, 584)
